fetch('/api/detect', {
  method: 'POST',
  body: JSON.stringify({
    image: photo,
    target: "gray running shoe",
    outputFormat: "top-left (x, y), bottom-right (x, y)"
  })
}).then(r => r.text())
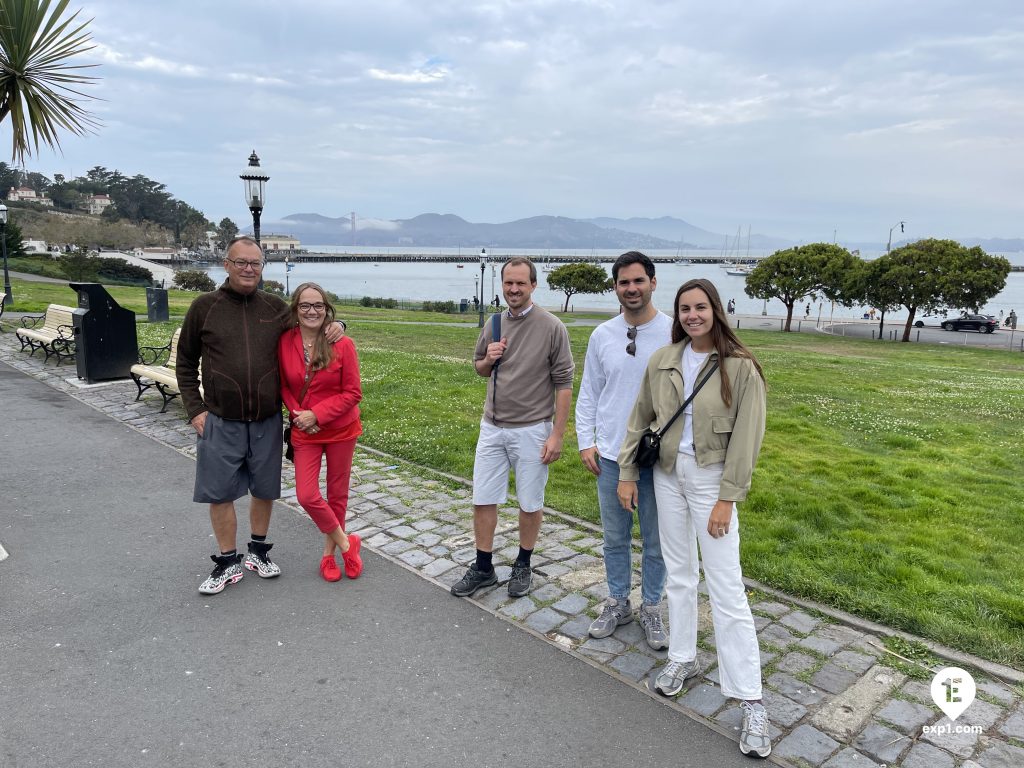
top-left (450, 564), bottom-right (498, 597)
top-left (244, 541), bottom-right (281, 578)
top-left (198, 554), bottom-right (243, 595)
top-left (507, 563), bottom-right (533, 597)
top-left (637, 603), bottom-right (668, 650)
top-left (588, 597), bottom-right (633, 638)
top-left (739, 701), bottom-right (772, 758)
top-left (653, 659), bottom-right (700, 696)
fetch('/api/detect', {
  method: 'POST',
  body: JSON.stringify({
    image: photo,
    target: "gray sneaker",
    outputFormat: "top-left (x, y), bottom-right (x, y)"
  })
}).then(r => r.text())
top-left (507, 563), bottom-right (533, 598)
top-left (450, 564), bottom-right (498, 597)
top-left (637, 603), bottom-right (668, 650)
top-left (653, 659), bottom-right (700, 696)
top-left (588, 597), bottom-right (633, 638)
top-left (739, 701), bottom-right (772, 758)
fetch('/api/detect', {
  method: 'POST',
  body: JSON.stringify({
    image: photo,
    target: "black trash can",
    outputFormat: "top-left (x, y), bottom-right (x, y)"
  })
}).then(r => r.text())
top-left (70, 282), bottom-right (139, 383)
top-left (459, 298), bottom-right (468, 313)
top-left (146, 286), bottom-right (169, 322)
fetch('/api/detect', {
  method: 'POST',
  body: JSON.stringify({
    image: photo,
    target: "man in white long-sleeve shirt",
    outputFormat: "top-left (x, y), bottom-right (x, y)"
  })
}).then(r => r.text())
top-left (576, 251), bottom-right (672, 649)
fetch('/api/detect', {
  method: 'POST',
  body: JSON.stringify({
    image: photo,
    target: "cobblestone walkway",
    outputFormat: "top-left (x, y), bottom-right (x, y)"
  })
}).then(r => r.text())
top-left (3, 330), bottom-right (1022, 768)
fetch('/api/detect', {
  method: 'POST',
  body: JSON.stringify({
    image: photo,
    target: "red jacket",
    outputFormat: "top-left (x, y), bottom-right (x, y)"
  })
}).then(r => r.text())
top-left (278, 327), bottom-right (362, 444)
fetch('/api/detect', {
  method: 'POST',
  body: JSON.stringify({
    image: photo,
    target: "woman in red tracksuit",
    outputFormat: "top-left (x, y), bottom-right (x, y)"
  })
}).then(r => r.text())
top-left (279, 282), bottom-right (364, 582)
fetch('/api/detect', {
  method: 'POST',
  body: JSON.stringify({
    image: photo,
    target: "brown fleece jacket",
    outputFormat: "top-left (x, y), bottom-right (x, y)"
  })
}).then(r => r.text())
top-left (175, 282), bottom-right (289, 422)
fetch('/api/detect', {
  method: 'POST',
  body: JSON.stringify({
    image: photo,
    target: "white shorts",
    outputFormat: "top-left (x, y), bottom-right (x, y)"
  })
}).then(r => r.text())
top-left (472, 420), bottom-right (552, 512)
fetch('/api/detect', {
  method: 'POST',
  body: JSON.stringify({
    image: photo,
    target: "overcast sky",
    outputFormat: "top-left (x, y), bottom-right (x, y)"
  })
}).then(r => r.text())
top-left (18, 0), bottom-right (1024, 242)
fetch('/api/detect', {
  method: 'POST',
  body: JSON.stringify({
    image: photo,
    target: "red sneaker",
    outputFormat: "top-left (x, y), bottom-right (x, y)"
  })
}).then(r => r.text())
top-left (320, 554), bottom-right (342, 582)
top-left (342, 533), bottom-right (363, 579)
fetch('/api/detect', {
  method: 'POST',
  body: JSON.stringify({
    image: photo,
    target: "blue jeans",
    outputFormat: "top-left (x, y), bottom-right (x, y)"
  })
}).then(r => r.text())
top-left (596, 456), bottom-right (666, 605)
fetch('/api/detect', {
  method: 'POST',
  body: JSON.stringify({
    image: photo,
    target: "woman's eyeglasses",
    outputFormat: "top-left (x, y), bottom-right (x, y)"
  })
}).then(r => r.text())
top-left (626, 326), bottom-right (637, 356)
top-left (298, 302), bottom-right (326, 312)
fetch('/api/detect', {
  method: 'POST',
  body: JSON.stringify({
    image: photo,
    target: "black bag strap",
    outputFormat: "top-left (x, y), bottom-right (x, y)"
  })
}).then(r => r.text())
top-left (489, 311), bottom-right (502, 414)
top-left (656, 360), bottom-right (719, 437)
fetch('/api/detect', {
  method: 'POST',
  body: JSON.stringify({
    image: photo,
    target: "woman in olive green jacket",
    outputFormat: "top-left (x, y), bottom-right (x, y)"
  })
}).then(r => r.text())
top-left (617, 278), bottom-right (771, 759)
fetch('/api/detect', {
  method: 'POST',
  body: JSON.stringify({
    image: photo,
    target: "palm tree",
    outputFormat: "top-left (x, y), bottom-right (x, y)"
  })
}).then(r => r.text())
top-left (0, 0), bottom-right (99, 164)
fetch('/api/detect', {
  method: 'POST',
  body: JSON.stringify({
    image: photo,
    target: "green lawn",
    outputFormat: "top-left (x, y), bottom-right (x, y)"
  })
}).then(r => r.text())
top-left (8, 276), bottom-right (1023, 666)
top-left (347, 321), bottom-right (1024, 667)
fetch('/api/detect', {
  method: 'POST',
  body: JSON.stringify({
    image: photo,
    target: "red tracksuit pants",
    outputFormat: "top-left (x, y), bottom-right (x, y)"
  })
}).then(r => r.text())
top-left (292, 438), bottom-right (357, 533)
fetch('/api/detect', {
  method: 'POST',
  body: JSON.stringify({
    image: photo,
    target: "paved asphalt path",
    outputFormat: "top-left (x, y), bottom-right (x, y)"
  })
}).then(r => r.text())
top-left (0, 362), bottom-right (756, 768)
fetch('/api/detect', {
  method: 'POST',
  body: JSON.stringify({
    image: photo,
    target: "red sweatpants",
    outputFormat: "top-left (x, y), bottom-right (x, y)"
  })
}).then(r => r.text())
top-left (292, 438), bottom-right (357, 533)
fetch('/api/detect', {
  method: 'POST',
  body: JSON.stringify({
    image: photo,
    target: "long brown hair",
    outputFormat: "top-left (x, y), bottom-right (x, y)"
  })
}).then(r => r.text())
top-left (289, 282), bottom-right (337, 370)
top-left (670, 278), bottom-right (765, 406)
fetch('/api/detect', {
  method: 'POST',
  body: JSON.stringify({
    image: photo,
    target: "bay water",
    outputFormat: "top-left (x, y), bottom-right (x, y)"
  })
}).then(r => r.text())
top-left (206, 246), bottom-right (1024, 322)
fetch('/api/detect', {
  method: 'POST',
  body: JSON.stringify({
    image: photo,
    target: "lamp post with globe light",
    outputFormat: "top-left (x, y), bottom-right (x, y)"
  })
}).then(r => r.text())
top-left (240, 150), bottom-right (269, 288)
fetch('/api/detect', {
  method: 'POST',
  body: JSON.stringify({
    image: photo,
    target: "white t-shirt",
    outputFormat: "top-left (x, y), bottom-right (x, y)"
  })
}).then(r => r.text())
top-left (576, 311), bottom-right (674, 461)
top-left (678, 344), bottom-right (710, 456)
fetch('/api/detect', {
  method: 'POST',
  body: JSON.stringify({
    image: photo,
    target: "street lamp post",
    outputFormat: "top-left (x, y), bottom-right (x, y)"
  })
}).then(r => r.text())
top-left (0, 203), bottom-right (11, 305)
top-left (478, 249), bottom-right (487, 328)
top-left (240, 150), bottom-right (269, 289)
top-left (886, 221), bottom-right (905, 253)
top-left (240, 150), bottom-right (269, 246)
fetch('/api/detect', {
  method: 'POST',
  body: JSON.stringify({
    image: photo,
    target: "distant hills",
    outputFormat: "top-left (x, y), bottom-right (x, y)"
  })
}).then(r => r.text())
top-left (255, 212), bottom-right (1023, 252)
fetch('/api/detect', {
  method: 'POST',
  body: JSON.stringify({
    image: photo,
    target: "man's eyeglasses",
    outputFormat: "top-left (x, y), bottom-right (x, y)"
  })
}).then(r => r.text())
top-left (298, 302), bottom-right (326, 313)
top-left (226, 258), bottom-right (263, 270)
top-left (626, 326), bottom-right (637, 356)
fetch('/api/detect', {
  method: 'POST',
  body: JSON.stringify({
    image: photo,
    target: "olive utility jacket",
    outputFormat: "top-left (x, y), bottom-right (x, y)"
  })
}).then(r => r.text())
top-left (617, 341), bottom-right (766, 502)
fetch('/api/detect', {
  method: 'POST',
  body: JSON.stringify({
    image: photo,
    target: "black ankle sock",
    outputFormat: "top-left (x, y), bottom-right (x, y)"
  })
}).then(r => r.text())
top-left (475, 549), bottom-right (493, 573)
top-left (515, 547), bottom-right (533, 567)
top-left (250, 534), bottom-right (267, 543)
top-left (220, 549), bottom-right (237, 558)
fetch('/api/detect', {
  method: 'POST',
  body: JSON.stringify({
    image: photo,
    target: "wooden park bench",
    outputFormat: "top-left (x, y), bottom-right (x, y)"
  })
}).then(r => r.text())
top-left (15, 303), bottom-right (77, 364)
top-left (130, 327), bottom-right (191, 413)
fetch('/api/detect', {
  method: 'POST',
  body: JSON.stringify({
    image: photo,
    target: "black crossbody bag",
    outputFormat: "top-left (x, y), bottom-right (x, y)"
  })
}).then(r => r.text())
top-left (633, 361), bottom-right (719, 468)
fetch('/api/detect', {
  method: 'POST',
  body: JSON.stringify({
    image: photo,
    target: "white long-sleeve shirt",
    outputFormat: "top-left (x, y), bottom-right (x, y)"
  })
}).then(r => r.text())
top-left (575, 311), bottom-right (673, 460)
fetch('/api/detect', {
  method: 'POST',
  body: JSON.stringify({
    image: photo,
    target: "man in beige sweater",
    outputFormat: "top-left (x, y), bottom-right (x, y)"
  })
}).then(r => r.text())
top-left (451, 258), bottom-right (575, 599)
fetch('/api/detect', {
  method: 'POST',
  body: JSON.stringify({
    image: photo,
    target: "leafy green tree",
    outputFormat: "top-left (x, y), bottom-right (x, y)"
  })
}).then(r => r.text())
top-left (884, 239), bottom-right (1011, 341)
top-left (2, 216), bottom-right (26, 258)
top-left (173, 269), bottom-right (215, 292)
top-left (0, 0), bottom-right (100, 163)
top-left (58, 247), bottom-right (97, 281)
top-left (744, 243), bottom-right (859, 331)
top-left (546, 262), bottom-right (611, 312)
top-left (215, 217), bottom-right (239, 249)
top-left (854, 255), bottom-right (904, 339)
top-left (262, 279), bottom-right (285, 296)
top-left (0, 161), bottom-right (21, 194)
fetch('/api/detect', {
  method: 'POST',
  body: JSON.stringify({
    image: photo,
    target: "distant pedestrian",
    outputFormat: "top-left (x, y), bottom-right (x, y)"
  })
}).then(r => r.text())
top-left (726, 298), bottom-right (735, 314)
top-left (493, 293), bottom-right (501, 310)
top-left (1010, 310), bottom-right (1018, 330)
top-left (804, 303), bottom-right (811, 318)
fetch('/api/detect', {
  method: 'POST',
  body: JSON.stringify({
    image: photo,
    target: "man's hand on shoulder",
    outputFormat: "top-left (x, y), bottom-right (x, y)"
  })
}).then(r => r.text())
top-left (579, 446), bottom-right (601, 476)
top-left (324, 320), bottom-right (346, 343)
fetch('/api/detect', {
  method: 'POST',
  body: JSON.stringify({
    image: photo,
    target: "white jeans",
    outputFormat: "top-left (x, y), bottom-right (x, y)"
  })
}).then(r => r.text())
top-left (653, 452), bottom-right (762, 700)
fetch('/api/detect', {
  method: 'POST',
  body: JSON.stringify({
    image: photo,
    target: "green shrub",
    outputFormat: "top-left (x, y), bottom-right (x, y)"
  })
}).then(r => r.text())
top-left (173, 269), bottom-right (216, 292)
